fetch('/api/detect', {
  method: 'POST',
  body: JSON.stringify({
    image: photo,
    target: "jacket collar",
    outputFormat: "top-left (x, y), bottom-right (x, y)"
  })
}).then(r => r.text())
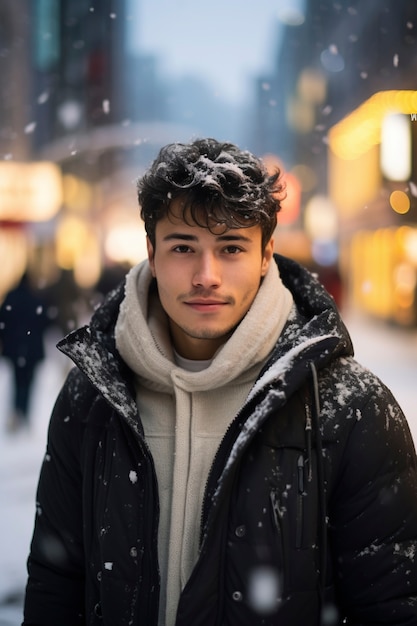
top-left (198, 256), bottom-right (353, 550)
top-left (57, 282), bottom-right (142, 436)
top-left (57, 255), bottom-right (353, 433)
top-left (248, 254), bottom-right (353, 402)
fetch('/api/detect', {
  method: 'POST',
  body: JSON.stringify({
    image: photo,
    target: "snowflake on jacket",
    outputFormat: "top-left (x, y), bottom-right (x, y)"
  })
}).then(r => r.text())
top-left (23, 255), bottom-right (417, 626)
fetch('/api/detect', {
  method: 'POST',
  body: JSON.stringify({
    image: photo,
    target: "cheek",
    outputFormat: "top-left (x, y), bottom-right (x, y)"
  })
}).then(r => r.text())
top-left (151, 254), bottom-right (170, 282)
top-left (154, 267), bottom-right (180, 304)
top-left (238, 274), bottom-right (263, 306)
top-left (156, 261), bottom-right (175, 284)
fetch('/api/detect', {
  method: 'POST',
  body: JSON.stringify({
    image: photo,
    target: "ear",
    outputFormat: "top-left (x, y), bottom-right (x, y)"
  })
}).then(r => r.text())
top-left (261, 238), bottom-right (274, 277)
top-left (146, 237), bottom-right (156, 277)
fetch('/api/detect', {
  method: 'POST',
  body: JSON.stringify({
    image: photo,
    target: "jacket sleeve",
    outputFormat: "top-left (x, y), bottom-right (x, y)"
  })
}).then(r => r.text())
top-left (23, 369), bottom-right (86, 626)
top-left (329, 376), bottom-right (417, 624)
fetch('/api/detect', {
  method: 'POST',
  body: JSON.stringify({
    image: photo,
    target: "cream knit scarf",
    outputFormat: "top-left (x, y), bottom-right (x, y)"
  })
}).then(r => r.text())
top-left (116, 258), bottom-right (293, 391)
top-left (115, 257), bottom-right (294, 626)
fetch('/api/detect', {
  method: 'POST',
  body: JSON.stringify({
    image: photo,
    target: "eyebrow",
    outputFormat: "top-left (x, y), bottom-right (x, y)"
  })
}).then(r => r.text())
top-left (162, 233), bottom-right (254, 243)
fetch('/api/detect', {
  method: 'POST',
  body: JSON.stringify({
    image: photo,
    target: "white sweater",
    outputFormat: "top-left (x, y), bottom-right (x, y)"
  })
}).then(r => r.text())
top-left (115, 259), bottom-right (293, 625)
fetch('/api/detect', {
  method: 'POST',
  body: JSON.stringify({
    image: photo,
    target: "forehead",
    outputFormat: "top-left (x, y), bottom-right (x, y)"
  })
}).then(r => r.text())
top-left (164, 196), bottom-right (212, 225)
top-left (155, 199), bottom-right (262, 242)
top-left (162, 196), bottom-right (254, 231)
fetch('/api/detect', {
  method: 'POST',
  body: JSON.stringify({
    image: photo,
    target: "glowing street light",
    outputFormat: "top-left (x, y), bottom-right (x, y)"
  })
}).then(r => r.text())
top-left (0, 162), bottom-right (62, 222)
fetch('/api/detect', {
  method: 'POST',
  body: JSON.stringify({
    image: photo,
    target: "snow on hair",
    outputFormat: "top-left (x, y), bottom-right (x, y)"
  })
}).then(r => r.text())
top-left (138, 138), bottom-right (285, 248)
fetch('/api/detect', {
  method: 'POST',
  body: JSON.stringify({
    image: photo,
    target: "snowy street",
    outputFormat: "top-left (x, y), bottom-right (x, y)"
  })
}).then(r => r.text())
top-left (0, 328), bottom-right (68, 626)
top-left (0, 313), bottom-right (416, 626)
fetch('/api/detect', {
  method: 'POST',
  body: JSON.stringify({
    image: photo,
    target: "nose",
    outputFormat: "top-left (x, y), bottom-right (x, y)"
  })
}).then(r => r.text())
top-left (192, 252), bottom-right (221, 289)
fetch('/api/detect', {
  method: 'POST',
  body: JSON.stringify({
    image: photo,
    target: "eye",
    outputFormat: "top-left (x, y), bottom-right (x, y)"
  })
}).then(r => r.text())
top-left (173, 244), bottom-right (193, 253)
top-left (223, 245), bottom-right (242, 254)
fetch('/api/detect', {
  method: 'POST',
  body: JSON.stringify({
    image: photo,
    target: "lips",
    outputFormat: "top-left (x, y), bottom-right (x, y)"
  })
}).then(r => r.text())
top-left (184, 300), bottom-right (229, 312)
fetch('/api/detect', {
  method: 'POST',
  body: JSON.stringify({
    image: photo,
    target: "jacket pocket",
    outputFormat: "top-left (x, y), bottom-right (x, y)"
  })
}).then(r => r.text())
top-left (269, 450), bottom-right (319, 594)
top-left (269, 453), bottom-right (308, 549)
top-left (269, 487), bottom-right (290, 593)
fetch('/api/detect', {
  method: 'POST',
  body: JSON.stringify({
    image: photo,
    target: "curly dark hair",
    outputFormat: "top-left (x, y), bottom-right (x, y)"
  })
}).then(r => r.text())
top-left (137, 138), bottom-right (285, 250)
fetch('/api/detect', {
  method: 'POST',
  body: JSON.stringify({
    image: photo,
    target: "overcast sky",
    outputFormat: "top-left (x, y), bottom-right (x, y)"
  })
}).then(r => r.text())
top-left (127, 0), bottom-right (306, 104)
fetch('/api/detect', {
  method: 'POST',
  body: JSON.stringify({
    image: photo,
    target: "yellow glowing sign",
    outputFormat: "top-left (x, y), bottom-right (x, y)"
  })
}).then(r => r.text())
top-left (0, 161), bottom-right (62, 221)
top-left (328, 90), bottom-right (417, 215)
top-left (380, 114), bottom-right (411, 181)
top-left (328, 143), bottom-right (380, 215)
top-left (350, 227), bottom-right (417, 326)
top-left (329, 90), bottom-right (417, 160)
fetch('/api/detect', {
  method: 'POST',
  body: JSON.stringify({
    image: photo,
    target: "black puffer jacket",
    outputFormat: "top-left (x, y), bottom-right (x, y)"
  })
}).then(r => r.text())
top-left (23, 255), bottom-right (417, 625)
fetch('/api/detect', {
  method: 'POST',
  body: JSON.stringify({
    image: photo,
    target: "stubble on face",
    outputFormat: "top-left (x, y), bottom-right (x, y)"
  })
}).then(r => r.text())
top-left (146, 203), bottom-right (273, 359)
top-left (161, 274), bottom-right (263, 359)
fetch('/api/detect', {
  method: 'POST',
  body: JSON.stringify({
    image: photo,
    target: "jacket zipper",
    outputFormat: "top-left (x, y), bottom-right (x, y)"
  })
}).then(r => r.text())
top-left (199, 415), bottom-right (239, 546)
top-left (296, 454), bottom-right (306, 548)
top-left (198, 387), bottom-right (274, 547)
top-left (129, 426), bottom-right (160, 624)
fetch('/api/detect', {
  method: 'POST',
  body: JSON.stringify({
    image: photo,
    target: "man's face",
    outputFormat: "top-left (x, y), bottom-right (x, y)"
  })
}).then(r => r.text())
top-left (147, 199), bottom-right (274, 360)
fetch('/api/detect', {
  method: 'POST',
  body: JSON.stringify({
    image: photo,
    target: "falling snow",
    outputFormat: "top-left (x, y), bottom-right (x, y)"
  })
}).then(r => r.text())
top-left (129, 470), bottom-right (138, 484)
top-left (0, 305), bottom-right (416, 622)
top-left (24, 122), bottom-right (36, 134)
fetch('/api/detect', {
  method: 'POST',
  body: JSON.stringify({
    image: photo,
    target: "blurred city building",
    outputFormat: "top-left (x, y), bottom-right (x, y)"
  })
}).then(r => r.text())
top-left (0, 1), bottom-right (33, 300)
top-left (0, 0), bottom-right (193, 319)
top-left (0, 0), bottom-right (242, 318)
top-left (253, 0), bottom-right (417, 325)
top-left (1, 0), bottom-right (417, 327)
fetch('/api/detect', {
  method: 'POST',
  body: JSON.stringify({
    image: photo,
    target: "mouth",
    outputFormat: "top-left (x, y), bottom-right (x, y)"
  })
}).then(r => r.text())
top-left (184, 300), bottom-right (229, 313)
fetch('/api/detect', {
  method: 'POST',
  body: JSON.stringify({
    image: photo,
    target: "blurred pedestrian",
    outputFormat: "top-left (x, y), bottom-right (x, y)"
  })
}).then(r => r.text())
top-left (23, 139), bottom-right (417, 625)
top-left (0, 272), bottom-right (50, 430)
top-left (43, 268), bottom-right (81, 336)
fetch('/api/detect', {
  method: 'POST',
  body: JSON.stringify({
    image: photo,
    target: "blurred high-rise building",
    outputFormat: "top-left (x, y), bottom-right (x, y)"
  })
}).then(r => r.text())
top-left (253, 0), bottom-right (417, 326)
top-left (0, 0), bottom-right (31, 161)
top-left (254, 0), bottom-right (417, 180)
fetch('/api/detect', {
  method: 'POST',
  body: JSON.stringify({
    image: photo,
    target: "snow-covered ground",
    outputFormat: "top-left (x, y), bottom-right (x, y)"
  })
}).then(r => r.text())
top-left (344, 309), bottom-right (417, 441)
top-left (0, 328), bottom-right (68, 626)
top-left (0, 313), bottom-right (416, 626)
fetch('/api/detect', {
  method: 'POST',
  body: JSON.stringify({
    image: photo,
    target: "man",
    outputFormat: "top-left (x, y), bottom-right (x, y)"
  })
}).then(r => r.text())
top-left (0, 272), bottom-right (50, 430)
top-left (23, 138), bottom-right (417, 625)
